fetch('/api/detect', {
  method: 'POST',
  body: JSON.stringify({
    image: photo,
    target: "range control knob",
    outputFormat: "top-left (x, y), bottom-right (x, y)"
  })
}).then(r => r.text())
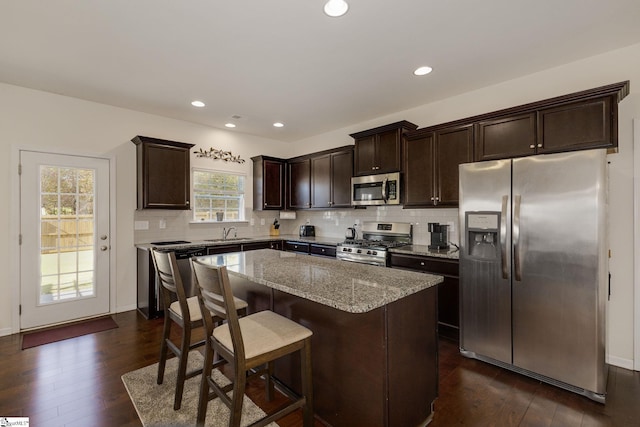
top-left (372, 251), bottom-right (377, 256)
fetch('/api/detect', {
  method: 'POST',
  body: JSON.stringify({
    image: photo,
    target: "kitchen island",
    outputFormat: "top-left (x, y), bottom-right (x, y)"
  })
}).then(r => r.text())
top-left (197, 249), bottom-right (443, 427)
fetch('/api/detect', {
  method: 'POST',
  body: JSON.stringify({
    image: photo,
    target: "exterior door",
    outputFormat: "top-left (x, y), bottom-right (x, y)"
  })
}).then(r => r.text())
top-left (20, 151), bottom-right (110, 329)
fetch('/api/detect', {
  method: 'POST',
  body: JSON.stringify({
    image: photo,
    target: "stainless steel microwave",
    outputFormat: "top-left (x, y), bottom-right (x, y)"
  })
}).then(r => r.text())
top-left (351, 172), bottom-right (400, 206)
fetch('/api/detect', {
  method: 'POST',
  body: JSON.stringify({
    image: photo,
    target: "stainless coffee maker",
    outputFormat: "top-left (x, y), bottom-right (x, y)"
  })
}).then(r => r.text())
top-left (428, 223), bottom-right (449, 250)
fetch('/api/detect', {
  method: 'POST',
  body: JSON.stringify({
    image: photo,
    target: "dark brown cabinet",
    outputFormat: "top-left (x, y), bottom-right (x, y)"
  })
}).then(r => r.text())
top-left (242, 240), bottom-right (282, 251)
top-left (537, 96), bottom-right (613, 153)
top-left (473, 82), bottom-right (628, 161)
top-left (475, 113), bottom-right (536, 161)
top-left (351, 121), bottom-right (417, 176)
top-left (287, 146), bottom-right (353, 210)
top-left (311, 147), bottom-right (353, 208)
top-left (252, 156), bottom-right (286, 210)
top-left (309, 244), bottom-right (337, 257)
top-left (403, 124), bottom-right (473, 208)
top-left (284, 241), bottom-right (310, 253)
top-left (389, 253), bottom-right (459, 342)
top-left (287, 158), bottom-right (311, 209)
top-left (132, 136), bottom-right (194, 210)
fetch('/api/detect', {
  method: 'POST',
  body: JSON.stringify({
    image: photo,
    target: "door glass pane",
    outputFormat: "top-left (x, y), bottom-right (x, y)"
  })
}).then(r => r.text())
top-left (39, 166), bottom-right (96, 305)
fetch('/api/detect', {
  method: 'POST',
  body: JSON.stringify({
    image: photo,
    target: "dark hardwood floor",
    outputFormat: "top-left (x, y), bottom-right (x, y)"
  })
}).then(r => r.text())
top-left (1, 310), bottom-right (638, 426)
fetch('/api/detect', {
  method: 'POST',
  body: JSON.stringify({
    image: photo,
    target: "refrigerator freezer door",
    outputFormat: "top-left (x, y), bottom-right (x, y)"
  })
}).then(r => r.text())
top-left (511, 149), bottom-right (607, 394)
top-left (459, 159), bottom-right (512, 364)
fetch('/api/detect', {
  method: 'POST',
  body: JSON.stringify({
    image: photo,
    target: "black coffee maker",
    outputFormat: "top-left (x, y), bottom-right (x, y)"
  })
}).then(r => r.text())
top-left (428, 223), bottom-right (449, 250)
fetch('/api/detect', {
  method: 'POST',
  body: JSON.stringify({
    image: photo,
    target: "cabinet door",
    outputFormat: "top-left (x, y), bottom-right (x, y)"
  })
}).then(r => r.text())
top-left (537, 96), bottom-right (613, 153)
top-left (330, 149), bottom-right (353, 208)
top-left (434, 124), bottom-right (474, 207)
top-left (376, 129), bottom-right (402, 174)
top-left (263, 159), bottom-right (285, 210)
top-left (288, 158), bottom-right (311, 209)
top-left (311, 155), bottom-right (331, 208)
top-left (354, 135), bottom-right (376, 175)
top-left (475, 113), bottom-right (536, 161)
top-left (284, 241), bottom-right (310, 253)
top-left (403, 134), bottom-right (434, 207)
top-left (134, 137), bottom-right (194, 210)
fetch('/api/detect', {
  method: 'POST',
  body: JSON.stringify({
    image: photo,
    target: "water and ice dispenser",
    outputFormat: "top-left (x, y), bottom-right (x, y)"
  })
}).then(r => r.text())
top-left (465, 212), bottom-right (500, 260)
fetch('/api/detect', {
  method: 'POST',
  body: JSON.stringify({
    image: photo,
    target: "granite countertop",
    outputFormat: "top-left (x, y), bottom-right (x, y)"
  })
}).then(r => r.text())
top-left (196, 249), bottom-right (443, 313)
top-left (135, 234), bottom-right (344, 250)
top-left (390, 244), bottom-right (460, 260)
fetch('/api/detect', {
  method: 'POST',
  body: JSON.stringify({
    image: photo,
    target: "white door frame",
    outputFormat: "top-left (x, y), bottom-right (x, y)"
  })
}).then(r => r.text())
top-left (634, 119), bottom-right (640, 370)
top-left (9, 145), bottom-right (117, 334)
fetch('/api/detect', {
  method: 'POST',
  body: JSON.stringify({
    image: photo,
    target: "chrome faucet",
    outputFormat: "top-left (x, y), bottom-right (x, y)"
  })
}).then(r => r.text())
top-left (222, 227), bottom-right (237, 240)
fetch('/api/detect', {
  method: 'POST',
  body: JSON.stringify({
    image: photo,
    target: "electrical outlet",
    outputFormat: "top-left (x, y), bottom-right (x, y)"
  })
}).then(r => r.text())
top-left (134, 221), bottom-right (149, 230)
top-left (159, 218), bottom-right (166, 229)
top-left (260, 218), bottom-right (265, 226)
top-left (250, 218), bottom-right (255, 226)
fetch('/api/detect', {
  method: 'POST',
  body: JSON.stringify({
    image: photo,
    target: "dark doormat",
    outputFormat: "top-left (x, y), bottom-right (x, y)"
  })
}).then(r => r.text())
top-left (21, 316), bottom-right (118, 349)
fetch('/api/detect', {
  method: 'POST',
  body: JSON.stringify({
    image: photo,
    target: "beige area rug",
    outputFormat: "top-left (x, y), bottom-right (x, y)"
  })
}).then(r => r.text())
top-left (122, 351), bottom-right (278, 427)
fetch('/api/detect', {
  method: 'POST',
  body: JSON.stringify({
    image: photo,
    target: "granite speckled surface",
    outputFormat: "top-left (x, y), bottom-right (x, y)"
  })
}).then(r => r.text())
top-left (390, 244), bottom-right (460, 260)
top-left (196, 249), bottom-right (443, 313)
top-left (135, 234), bottom-right (344, 251)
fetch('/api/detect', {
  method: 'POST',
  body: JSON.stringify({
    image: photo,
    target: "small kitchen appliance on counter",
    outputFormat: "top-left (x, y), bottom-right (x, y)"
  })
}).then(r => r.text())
top-left (345, 225), bottom-right (357, 240)
top-left (428, 223), bottom-right (450, 250)
top-left (337, 221), bottom-right (412, 266)
top-left (299, 225), bottom-right (315, 237)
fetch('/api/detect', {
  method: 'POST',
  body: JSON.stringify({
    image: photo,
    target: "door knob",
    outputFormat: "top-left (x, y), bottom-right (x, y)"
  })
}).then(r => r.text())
top-left (100, 245), bottom-right (108, 251)
top-left (100, 235), bottom-right (107, 240)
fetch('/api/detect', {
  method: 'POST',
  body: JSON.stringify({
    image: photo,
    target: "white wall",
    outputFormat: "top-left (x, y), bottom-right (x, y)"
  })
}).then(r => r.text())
top-left (1, 41), bottom-right (639, 368)
top-left (0, 82), bottom-right (290, 336)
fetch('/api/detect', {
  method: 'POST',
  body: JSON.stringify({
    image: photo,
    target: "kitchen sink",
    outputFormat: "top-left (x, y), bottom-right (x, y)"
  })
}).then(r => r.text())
top-left (204, 238), bottom-right (245, 242)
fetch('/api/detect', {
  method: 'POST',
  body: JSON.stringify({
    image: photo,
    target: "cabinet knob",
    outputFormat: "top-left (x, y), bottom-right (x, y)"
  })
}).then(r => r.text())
top-left (537, 143), bottom-right (543, 148)
top-left (420, 262), bottom-right (425, 266)
top-left (529, 144), bottom-right (535, 149)
top-left (264, 202), bottom-right (267, 207)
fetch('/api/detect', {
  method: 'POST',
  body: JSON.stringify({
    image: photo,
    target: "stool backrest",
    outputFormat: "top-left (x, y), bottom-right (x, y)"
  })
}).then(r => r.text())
top-left (191, 259), bottom-right (245, 360)
top-left (151, 249), bottom-right (189, 318)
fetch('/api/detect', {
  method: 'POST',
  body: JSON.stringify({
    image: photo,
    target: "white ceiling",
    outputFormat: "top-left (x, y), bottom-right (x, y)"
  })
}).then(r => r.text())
top-left (2, 1), bottom-right (640, 143)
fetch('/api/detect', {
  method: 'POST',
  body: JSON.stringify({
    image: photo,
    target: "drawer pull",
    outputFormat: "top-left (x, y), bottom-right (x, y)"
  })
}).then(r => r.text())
top-left (420, 262), bottom-right (425, 266)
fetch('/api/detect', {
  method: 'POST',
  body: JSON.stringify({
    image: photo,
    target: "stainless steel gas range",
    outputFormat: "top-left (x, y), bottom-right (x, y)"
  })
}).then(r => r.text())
top-left (336, 222), bottom-right (412, 267)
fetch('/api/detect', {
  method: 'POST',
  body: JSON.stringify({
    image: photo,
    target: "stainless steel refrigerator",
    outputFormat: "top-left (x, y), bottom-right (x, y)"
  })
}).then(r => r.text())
top-left (458, 149), bottom-right (608, 403)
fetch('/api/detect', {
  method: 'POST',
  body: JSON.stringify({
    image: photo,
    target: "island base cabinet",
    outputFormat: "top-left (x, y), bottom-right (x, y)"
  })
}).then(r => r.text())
top-left (271, 287), bottom-right (437, 427)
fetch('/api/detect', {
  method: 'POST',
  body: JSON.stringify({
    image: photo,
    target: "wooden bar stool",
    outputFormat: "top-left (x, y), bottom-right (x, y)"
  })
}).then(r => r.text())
top-left (151, 249), bottom-right (247, 410)
top-left (191, 258), bottom-right (314, 427)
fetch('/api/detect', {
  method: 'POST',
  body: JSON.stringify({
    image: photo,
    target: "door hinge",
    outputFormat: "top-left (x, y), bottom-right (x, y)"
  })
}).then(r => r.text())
top-left (19, 234), bottom-right (22, 245)
top-left (18, 163), bottom-right (22, 175)
top-left (19, 305), bottom-right (22, 315)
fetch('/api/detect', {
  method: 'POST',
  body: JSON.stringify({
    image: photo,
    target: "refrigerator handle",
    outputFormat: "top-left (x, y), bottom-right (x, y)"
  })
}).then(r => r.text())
top-left (513, 194), bottom-right (522, 281)
top-left (501, 195), bottom-right (509, 280)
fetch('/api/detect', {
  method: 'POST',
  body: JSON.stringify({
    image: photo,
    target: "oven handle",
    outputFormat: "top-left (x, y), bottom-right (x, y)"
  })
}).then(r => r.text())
top-left (337, 256), bottom-right (386, 267)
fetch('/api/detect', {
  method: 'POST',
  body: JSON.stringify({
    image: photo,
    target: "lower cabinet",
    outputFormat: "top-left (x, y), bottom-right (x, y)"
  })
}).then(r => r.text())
top-left (389, 253), bottom-right (460, 342)
top-left (242, 240), bottom-right (282, 251)
top-left (283, 241), bottom-right (337, 258)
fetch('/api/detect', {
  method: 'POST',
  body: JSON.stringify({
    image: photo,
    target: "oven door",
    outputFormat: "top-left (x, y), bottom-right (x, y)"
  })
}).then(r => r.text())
top-left (351, 172), bottom-right (400, 206)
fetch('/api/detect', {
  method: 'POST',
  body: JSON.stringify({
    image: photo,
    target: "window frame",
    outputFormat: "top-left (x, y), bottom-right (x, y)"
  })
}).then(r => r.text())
top-left (191, 168), bottom-right (246, 223)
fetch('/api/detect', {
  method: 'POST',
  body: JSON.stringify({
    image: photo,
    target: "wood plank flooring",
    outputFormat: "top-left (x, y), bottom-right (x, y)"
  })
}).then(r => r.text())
top-left (0, 310), bottom-right (638, 426)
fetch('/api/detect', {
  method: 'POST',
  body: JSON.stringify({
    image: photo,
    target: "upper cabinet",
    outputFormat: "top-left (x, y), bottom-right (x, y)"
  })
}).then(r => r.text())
top-left (351, 121), bottom-right (418, 176)
top-left (287, 157), bottom-right (311, 209)
top-left (403, 124), bottom-right (473, 208)
top-left (474, 81), bottom-right (628, 161)
top-left (311, 146), bottom-right (353, 209)
top-left (285, 146), bottom-right (354, 210)
top-left (252, 156), bottom-right (286, 210)
top-left (132, 136), bottom-right (194, 210)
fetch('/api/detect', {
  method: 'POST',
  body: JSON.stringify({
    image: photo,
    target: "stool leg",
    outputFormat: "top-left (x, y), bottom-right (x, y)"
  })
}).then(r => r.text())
top-left (301, 338), bottom-right (314, 427)
top-left (230, 365), bottom-right (247, 427)
top-left (157, 316), bottom-right (172, 385)
top-left (174, 325), bottom-right (191, 410)
top-left (265, 361), bottom-right (275, 401)
top-left (196, 344), bottom-right (214, 427)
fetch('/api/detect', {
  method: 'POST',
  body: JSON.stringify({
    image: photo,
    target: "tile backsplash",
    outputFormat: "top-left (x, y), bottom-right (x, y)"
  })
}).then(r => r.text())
top-left (134, 206), bottom-right (460, 246)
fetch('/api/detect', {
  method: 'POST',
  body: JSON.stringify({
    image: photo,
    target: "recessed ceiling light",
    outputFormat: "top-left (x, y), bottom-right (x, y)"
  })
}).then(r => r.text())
top-left (324, 0), bottom-right (349, 17)
top-left (225, 123), bottom-right (236, 128)
top-left (191, 100), bottom-right (206, 107)
top-left (273, 122), bottom-right (284, 128)
top-left (413, 66), bottom-right (433, 76)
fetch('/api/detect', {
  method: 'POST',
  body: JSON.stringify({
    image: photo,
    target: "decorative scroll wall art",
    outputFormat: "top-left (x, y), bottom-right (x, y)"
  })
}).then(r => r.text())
top-left (194, 147), bottom-right (246, 164)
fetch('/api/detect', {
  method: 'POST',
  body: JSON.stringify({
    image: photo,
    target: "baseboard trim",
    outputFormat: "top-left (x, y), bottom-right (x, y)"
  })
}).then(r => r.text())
top-left (607, 354), bottom-right (634, 370)
top-left (116, 304), bottom-right (137, 313)
top-left (0, 327), bottom-right (14, 337)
